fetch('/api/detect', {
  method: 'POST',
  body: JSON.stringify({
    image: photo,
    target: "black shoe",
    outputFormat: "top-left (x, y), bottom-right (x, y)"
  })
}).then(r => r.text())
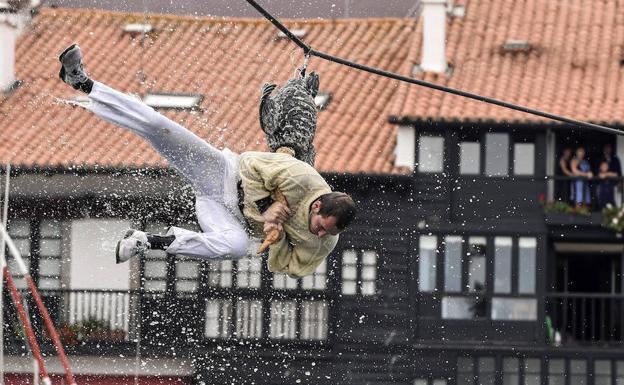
top-left (58, 43), bottom-right (90, 90)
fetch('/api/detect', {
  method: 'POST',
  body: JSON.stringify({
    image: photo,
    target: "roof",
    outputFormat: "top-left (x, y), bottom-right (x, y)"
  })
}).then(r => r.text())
top-left (0, 8), bottom-right (412, 174)
top-left (1, 1), bottom-right (623, 175)
top-left (391, 0), bottom-right (624, 125)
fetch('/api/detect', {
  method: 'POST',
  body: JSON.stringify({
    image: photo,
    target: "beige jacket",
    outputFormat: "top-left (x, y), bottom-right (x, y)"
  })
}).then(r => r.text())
top-left (238, 151), bottom-right (339, 278)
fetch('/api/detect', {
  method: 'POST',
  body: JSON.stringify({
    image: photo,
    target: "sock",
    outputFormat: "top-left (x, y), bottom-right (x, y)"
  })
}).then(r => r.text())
top-left (79, 79), bottom-right (94, 94)
top-left (147, 234), bottom-right (175, 250)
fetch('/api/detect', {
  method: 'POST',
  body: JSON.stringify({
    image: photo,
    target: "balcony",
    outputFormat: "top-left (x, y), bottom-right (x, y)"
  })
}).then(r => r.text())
top-left (2, 288), bottom-right (334, 356)
top-left (544, 176), bottom-right (624, 228)
top-left (546, 293), bottom-right (624, 345)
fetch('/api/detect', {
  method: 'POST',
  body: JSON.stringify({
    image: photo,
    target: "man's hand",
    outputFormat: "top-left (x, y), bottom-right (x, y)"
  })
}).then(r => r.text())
top-left (262, 201), bottom-right (291, 224)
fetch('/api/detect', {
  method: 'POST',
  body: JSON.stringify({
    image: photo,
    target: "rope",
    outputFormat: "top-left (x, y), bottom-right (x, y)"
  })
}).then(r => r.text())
top-left (243, 0), bottom-right (624, 137)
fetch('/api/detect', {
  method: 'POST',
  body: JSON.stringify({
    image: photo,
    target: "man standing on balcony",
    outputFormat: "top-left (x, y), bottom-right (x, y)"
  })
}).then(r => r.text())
top-left (57, 43), bottom-right (356, 278)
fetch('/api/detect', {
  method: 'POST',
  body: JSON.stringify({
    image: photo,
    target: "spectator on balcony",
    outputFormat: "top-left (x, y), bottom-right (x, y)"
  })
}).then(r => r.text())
top-left (598, 161), bottom-right (618, 208)
top-left (555, 147), bottom-right (574, 203)
top-left (602, 143), bottom-right (622, 175)
top-left (570, 147), bottom-right (593, 207)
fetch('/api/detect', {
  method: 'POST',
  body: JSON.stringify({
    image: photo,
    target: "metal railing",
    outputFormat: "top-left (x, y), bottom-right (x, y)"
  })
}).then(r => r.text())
top-left (546, 293), bottom-right (624, 344)
top-left (546, 176), bottom-right (624, 211)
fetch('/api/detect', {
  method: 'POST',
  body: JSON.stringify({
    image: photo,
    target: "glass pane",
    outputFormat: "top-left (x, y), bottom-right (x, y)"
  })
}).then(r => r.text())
top-left (467, 237), bottom-right (486, 292)
top-left (40, 220), bottom-right (61, 237)
top-left (503, 374), bottom-right (519, 385)
top-left (39, 239), bottom-right (61, 257)
top-left (362, 250), bottom-right (377, 265)
top-left (177, 261), bottom-right (199, 278)
top-left (524, 359), bottom-right (541, 385)
top-left (418, 135), bottom-right (445, 173)
top-left (485, 133), bottom-right (509, 176)
top-left (444, 236), bottom-right (462, 292)
top-left (460, 141), bottom-right (481, 175)
top-left (38, 277), bottom-right (61, 289)
top-left (433, 380), bottom-right (447, 385)
top-left (617, 361), bottom-right (624, 385)
top-left (595, 360), bottom-right (611, 375)
top-left (39, 258), bottom-right (61, 276)
top-left (8, 219), bottom-right (30, 237)
top-left (494, 237), bottom-right (512, 294)
top-left (144, 280), bottom-right (166, 292)
top-left (361, 281), bottom-right (376, 296)
top-left (176, 280), bottom-right (197, 292)
top-left (362, 266), bottom-right (376, 280)
top-left (504, 358), bottom-right (520, 373)
top-left (145, 261), bottom-right (167, 278)
top-left (480, 357), bottom-right (495, 372)
top-left (343, 265), bottom-right (357, 280)
top-left (491, 298), bottom-right (537, 320)
top-left (413, 380), bottom-right (427, 385)
top-left (342, 281), bottom-right (356, 295)
top-left (458, 357), bottom-right (474, 372)
top-left (514, 143), bottom-right (535, 175)
top-left (342, 249), bottom-right (357, 265)
top-left (442, 296), bottom-right (475, 319)
top-left (518, 237), bottom-right (537, 294)
top-left (419, 235), bottom-right (437, 292)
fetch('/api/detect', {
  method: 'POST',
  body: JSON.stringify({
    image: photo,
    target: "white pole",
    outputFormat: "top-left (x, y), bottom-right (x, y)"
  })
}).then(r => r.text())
top-left (0, 163), bottom-right (10, 385)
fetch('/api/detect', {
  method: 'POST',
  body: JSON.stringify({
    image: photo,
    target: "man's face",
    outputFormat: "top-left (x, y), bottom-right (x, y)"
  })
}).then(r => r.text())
top-left (309, 201), bottom-right (340, 237)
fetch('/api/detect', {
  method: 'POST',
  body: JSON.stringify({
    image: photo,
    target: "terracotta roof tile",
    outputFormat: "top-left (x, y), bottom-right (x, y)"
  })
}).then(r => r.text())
top-left (2, 1), bottom-right (623, 175)
top-left (0, 8), bottom-right (413, 174)
top-left (394, 0), bottom-right (624, 127)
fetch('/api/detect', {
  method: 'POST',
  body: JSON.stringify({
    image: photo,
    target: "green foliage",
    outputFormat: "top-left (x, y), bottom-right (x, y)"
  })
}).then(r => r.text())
top-left (602, 205), bottom-right (624, 232)
top-left (57, 316), bottom-right (125, 345)
top-left (540, 200), bottom-right (591, 217)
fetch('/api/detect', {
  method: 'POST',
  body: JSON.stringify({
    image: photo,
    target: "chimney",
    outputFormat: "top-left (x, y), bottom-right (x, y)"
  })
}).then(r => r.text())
top-left (0, 3), bottom-right (20, 91)
top-left (420, 0), bottom-right (448, 73)
top-left (0, 0), bottom-right (35, 91)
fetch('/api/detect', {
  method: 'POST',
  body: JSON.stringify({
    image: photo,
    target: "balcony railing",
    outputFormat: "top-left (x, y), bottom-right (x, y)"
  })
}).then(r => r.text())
top-left (546, 293), bottom-right (624, 344)
top-left (2, 288), bottom-right (333, 353)
top-left (546, 176), bottom-right (624, 212)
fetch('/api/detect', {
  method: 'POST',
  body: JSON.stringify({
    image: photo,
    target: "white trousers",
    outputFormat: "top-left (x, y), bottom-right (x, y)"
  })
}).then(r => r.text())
top-left (81, 81), bottom-right (250, 260)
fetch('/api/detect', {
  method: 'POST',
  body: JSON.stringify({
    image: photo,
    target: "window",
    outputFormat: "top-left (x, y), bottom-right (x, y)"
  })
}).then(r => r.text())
top-left (503, 358), bottom-right (520, 385)
top-left (143, 93), bottom-right (202, 109)
top-left (467, 237), bottom-right (486, 292)
top-left (617, 361), bottom-right (624, 385)
top-left (518, 238), bottom-right (536, 294)
top-left (595, 360), bottom-right (611, 385)
top-left (6, 219), bottom-right (31, 290)
top-left (457, 357), bottom-right (475, 385)
top-left (443, 236), bottom-right (462, 293)
top-left (548, 359), bottom-right (565, 385)
top-left (207, 260), bottom-right (233, 288)
top-left (302, 260), bottom-right (327, 290)
top-left (570, 360), bottom-right (586, 385)
top-left (273, 272), bottom-right (298, 289)
top-left (236, 258), bottom-right (261, 288)
top-left (485, 133), bottom-right (509, 176)
top-left (143, 223), bottom-right (168, 292)
top-left (38, 220), bottom-right (63, 289)
top-left (460, 141), bottom-right (481, 174)
top-left (235, 300), bottom-right (262, 338)
top-left (418, 135), bottom-right (445, 173)
top-left (524, 359), bottom-right (541, 385)
top-left (514, 143), bottom-right (535, 175)
top-left (175, 257), bottom-right (200, 293)
top-left (491, 298), bottom-right (537, 320)
top-left (205, 299), bottom-right (232, 338)
top-left (300, 300), bottom-right (328, 340)
top-left (442, 296), bottom-right (477, 319)
top-left (269, 301), bottom-right (297, 339)
top-left (341, 249), bottom-right (378, 296)
top-left (479, 357), bottom-right (496, 385)
top-left (494, 237), bottom-right (512, 294)
top-left (419, 235), bottom-right (437, 292)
